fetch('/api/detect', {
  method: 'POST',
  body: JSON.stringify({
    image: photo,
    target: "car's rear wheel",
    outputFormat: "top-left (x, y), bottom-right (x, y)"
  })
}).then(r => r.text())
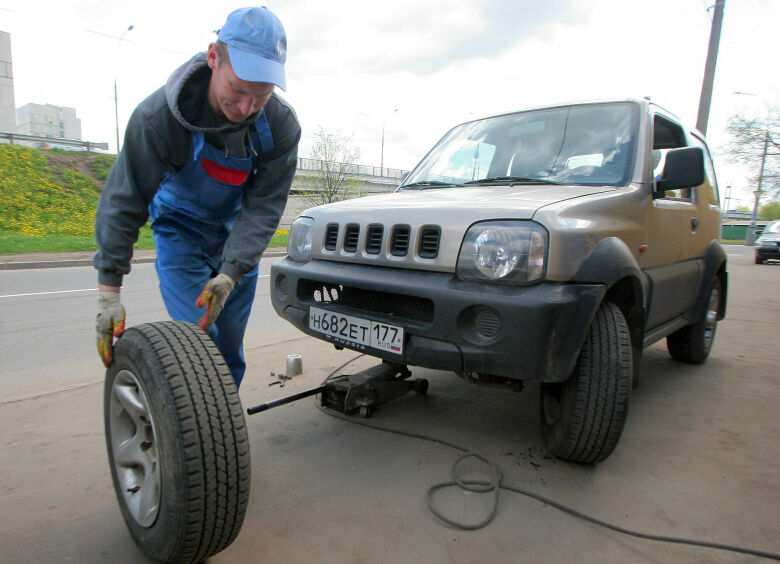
top-left (105, 321), bottom-right (250, 564)
top-left (539, 301), bottom-right (632, 464)
top-left (666, 276), bottom-right (722, 364)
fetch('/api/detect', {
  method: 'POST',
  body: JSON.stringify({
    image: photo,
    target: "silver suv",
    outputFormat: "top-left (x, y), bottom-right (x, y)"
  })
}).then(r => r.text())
top-left (271, 99), bottom-right (728, 463)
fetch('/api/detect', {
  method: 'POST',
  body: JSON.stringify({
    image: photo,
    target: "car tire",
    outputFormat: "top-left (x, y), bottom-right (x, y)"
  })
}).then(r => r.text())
top-left (755, 254), bottom-right (764, 265)
top-left (666, 276), bottom-right (722, 364)
top-left (539, 301), bottom-right (632, 464)
top-left (104, 321), bottom-right (250, 564)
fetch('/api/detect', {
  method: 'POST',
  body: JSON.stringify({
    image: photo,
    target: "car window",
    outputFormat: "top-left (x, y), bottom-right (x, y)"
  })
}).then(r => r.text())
top-left (402, 103), bottom-right (638, 188)
top-left (653, 115), bottom-right (692, 202)
top-left (689, 134), bottom-right (719, 205)
top-left (765, 221), bottom-right (780, 234)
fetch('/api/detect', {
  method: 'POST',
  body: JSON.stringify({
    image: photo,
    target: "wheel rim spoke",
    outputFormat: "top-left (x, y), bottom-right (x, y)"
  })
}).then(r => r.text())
top-left (703, 287), bottom-right (720, 346)
top-left (109, 369), bottom-right (162, 528)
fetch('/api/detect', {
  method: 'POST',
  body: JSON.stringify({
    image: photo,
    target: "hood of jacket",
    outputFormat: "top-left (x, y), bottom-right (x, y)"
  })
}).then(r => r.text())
top-left (164, 52), bottom-right (260, 134)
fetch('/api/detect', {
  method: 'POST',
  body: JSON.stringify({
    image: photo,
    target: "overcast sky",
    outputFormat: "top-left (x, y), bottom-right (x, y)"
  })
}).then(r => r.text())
top-left (1, 0), bottom-right (777, 207)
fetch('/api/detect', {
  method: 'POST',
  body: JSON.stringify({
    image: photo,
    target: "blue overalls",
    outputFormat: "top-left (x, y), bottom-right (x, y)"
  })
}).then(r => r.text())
top-left (148, 111), bottom-right (274, 387)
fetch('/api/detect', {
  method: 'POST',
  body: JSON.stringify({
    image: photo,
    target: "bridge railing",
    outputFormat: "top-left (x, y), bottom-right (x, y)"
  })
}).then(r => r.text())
top-left (0, 131), bottom-right (108, 151)
top-left (297, 157), bottom-right (409, 179)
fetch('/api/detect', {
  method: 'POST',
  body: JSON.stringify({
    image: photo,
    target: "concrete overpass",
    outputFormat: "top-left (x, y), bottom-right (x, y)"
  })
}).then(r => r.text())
top-left (279, 157), bottom-right (411, 228)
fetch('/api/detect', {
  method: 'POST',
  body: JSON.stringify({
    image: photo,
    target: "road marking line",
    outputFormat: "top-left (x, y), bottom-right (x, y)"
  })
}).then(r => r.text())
top-left (0, 288), bottom-right (96, 299)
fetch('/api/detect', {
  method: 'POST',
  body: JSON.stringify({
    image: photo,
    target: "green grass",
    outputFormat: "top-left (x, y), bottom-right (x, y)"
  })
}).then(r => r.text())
top-left (0, 143), bottom-right (288, 255)
top-left (0, 226), bottom-right (287, 255)
top-left (0, 224), bottom-right (156, 255)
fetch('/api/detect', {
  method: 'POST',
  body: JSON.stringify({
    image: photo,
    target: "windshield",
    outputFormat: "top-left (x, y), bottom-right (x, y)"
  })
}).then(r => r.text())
top-left (401, 102), bottom-right (638, 189)
top-left (765, 221), bottom-right (780, 234)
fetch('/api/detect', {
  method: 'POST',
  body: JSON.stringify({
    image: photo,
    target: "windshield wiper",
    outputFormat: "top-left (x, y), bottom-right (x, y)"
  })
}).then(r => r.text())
top-left (462, 176), bottom-right (560, 186)
top-left (400, 181), bottom-right (456, 190)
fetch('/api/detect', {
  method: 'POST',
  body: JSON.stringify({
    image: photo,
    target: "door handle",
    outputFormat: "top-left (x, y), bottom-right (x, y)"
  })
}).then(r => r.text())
top-left (691, 217), bottom-right (700, 231)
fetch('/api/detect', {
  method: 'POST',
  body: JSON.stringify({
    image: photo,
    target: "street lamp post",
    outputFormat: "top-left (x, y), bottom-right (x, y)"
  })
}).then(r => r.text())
top-left (747, 128), bottom-right (770, 246)
top-left (380, 108), bottom-right (398, 176)
top-left (114, 25), bottom-right (134, 154)
top-left (734, 91), bottom-right (773, 246)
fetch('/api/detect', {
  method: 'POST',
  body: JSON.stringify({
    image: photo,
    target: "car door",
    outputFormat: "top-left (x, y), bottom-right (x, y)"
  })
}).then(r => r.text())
top-left (643, 114), bottom-right (704, 330)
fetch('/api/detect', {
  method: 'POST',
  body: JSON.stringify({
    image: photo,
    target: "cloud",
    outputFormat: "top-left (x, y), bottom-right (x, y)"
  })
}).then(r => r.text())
top-left (280, 0), bottom-right (583, 77)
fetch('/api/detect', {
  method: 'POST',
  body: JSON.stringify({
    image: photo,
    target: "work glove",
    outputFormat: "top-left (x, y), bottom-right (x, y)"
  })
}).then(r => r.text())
top-left (196, 273), bottom-right (236, 332)
top-left (96, 292), bottom-right (126, 367)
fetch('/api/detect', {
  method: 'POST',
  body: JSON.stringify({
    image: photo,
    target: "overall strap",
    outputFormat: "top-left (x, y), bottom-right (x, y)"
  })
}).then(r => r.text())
top-left (250, 109), bottom-right (274, 154)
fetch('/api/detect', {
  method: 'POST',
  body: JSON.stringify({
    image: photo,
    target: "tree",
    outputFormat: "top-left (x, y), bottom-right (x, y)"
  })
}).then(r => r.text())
top-left (298, 127), bottom-right (362, 208)
top-left (759, 199), bottom-right (780, 220)
top-left (726, 110), bottom-right (779, 243)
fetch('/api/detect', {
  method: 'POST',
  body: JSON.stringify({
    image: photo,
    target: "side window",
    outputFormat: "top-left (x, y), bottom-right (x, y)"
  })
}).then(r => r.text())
top-left (652, 115), bottom-right (692, 201)
top-left (689, 134), bottom-right (719, 205)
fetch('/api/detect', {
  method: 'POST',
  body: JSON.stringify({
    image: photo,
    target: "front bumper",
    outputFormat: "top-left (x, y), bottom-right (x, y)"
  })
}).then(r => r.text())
top-left (270, 258), bottom-right (606, 383)
top-left (756, 243), bottom-right (780, 261)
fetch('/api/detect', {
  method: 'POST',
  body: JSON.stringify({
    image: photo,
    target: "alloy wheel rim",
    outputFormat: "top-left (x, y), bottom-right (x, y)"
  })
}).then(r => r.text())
top-left (109, 369), bottom-right (161, 527)
top-left (703, 285), bottom-right (720, 351)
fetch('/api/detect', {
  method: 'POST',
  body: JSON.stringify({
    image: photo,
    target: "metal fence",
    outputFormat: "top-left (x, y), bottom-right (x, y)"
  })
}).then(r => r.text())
top-left (297, 157), bottom-right (409, 179)
top-left (0, 131), bottom-right (109, 151)
top-left (0, 132), bottom-right (409, 177)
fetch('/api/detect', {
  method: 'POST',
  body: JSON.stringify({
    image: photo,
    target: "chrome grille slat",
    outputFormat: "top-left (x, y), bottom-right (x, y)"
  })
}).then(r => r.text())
top-left (343, 224), bottom-right (360, 252)
top-left (390, 225), bottom-right (411, 256)
top-left (365, 224), bottom-right (384, 254)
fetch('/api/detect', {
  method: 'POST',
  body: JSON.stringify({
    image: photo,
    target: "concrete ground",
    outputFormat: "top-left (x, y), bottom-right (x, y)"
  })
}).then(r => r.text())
top-left (0, 246), bottom-right (778, 563)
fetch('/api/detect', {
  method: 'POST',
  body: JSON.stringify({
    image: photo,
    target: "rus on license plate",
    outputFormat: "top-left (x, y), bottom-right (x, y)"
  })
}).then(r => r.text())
top-left (308, 306), bottom-right (404, 354)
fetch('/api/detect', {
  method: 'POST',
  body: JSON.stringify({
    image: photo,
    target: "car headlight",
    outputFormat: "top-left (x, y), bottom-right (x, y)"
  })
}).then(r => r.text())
top-left (287, 217), bottom-right (313, 263)
top-left (457, 221), bottom-right (548, 284)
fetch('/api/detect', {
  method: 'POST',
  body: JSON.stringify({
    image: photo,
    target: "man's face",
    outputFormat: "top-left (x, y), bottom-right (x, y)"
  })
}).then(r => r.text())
top-left (207, 43), bottom-right (275, 123)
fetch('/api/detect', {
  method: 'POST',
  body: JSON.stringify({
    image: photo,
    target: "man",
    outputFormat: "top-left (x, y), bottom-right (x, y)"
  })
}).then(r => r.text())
top-left (94, 7), bottom-right (300, 387)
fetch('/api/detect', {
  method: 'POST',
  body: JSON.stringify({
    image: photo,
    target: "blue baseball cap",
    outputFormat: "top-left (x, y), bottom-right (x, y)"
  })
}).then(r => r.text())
top-left (217, 7), bottom-right (287, 90)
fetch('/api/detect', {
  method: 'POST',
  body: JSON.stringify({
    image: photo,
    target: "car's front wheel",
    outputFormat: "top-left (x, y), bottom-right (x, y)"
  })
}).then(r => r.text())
top-left (539, 301), bottom-right (632, 464)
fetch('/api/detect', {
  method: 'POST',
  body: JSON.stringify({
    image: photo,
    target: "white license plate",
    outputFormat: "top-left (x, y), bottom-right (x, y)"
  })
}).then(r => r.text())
top-left (308, 306), bottom-right (404, 354)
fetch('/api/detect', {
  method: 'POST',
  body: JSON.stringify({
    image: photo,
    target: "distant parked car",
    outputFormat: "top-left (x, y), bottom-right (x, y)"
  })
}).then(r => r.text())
top-left (755, 220), bottom-right (780, 264)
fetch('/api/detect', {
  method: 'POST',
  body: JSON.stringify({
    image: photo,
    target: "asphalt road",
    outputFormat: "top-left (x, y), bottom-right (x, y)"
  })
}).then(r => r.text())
top-left (0, 256), bottom-right (301, 401)
top-left (0, 245), bottom-right (778, 563)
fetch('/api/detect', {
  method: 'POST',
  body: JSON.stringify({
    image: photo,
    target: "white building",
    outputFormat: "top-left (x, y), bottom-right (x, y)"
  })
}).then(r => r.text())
top-left (0, 31), bottom-right (16, 133)
top-left (16, 103), bottom-right (82, 140)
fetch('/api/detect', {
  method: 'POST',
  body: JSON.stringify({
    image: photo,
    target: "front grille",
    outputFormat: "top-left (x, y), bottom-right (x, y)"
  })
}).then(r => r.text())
top-left (298, 279), bottom-right (434, 324)
top-left (324, 223), bottom-right (339, 250)
top-left (418, 226), bottom-right (441, 258)
top-left (365, 224), bottom-right (384, 254)
top-left (320, 222), bottom-right (442, 259)
top-left (390, 225), bottom-right (411, 256)
top-left (343, 224), bottom-right (360, 252)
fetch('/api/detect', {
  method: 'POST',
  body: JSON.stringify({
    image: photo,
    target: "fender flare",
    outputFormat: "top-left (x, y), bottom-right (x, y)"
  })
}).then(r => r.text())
top-left (571, 237), bottom-right (648, 307)
top-left (688, 240), bottom-right (728, 322)
top-left (572, 237), bottom-right (648, 388)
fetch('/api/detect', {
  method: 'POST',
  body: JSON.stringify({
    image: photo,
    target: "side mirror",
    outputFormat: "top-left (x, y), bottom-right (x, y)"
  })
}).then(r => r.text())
top-left (653, 147), bottom-right (704, 199)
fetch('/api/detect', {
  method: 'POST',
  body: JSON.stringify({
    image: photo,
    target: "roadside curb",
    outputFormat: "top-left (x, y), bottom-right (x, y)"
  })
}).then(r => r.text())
top-left (0, 256), bottom-right (155, 271)
top-left (0, 250), bottom-right (287, 270)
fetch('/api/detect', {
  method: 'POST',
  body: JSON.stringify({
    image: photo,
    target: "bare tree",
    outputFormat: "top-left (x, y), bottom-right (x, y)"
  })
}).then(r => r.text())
top-left (727, 111), bottom-right (779, 243)
top-left (298, 127), bottom-right (362, 208)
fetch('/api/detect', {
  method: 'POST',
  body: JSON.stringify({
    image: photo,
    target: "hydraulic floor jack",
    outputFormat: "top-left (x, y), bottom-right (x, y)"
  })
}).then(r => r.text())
top-left (247, 361), bottom-right (429, 418)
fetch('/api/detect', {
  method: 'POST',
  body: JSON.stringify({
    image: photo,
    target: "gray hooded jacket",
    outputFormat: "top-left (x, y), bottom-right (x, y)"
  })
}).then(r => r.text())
top-left (93, 52), bottom-right (301, 286)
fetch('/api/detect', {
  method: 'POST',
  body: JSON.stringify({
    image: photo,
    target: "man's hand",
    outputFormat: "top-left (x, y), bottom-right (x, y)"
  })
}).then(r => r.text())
top-left (196, 273), bottom-right (236, 332)
top-left (96, 291), bottom-right (126, 367)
